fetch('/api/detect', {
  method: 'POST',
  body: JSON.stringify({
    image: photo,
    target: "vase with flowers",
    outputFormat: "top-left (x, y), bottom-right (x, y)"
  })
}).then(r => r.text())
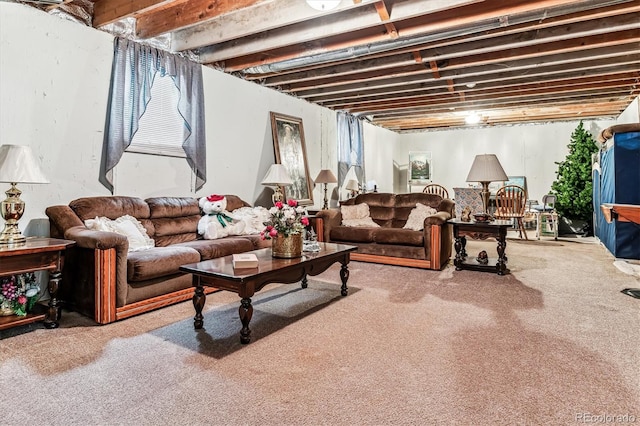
top-left (0, 273), bottom-right (40, 316)
top-left (261, 199), bottom-right (309, 258)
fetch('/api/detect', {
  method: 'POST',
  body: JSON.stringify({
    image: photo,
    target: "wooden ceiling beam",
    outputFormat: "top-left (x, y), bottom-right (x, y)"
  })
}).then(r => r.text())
top-left (365, 91), bottom-right (637, 119)
top-left (211, 0), bottom-right (619, 71)
top-left (373, 1), bottom-right (398, 39)
top-left (276, 31), bottom-right (639, 92)
top-left (334, 73), bottom-right (638, 111)
top-left (135, 0), bottom-right (268, 39)
top-left (255, 16), bottom-right (639, 86)
top-left (346, 80), bottom-right (638, 115)
top-left (298, 53), bottom-right (639, 101)
top-left (93, 0), bottom-right (181, 27)
top-left (323, 70), bottom-right (640, 108)
top-left (194, 0), bottom-right (478, 61)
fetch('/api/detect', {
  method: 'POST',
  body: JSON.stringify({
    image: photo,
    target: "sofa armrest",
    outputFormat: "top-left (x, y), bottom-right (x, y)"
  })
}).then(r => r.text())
top-left (63, 225), bottom-right (129, 251)
top-left (424, 211), bottom-right (451, 227)
top-left (423, 211), bottom-right (453, 269)
top-left (315, 209), bottom-right (342, 242)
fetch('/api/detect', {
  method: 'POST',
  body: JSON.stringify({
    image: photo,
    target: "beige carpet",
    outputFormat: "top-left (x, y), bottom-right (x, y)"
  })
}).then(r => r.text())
top-left (1, 237), bottom-right (638, 425)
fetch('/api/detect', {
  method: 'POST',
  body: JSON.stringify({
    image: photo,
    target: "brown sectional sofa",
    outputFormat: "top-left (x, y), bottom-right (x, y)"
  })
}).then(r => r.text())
top-left (45, 195), bottom-right (269, 324)
top-left (315, 193), bottom-right (454, 270)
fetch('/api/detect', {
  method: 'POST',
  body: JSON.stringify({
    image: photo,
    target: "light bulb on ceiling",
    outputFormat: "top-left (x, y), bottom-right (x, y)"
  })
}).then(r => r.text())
top-left (465, 82), bottom-right (477, 88)
top-left (306, 0), bottom-right (341, 11)
top-left (465, 112), bottom-right (481, 125)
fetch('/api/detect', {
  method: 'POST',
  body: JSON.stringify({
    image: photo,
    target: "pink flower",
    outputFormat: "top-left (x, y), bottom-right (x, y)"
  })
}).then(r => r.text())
top-left (17, 295), bottom-right (27, 305)
top-left (301, 216), bottom-right (309, 226)
top-left (287, 199), bottom-right (298, 207)
top-left (269, 228), bottom-right (278, 237)
top-left (275, 201), bottom-right (284, 209)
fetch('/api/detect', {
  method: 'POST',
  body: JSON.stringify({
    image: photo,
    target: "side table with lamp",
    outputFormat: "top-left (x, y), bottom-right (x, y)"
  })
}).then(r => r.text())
top-left (0, 144), bottom-right (75, 331)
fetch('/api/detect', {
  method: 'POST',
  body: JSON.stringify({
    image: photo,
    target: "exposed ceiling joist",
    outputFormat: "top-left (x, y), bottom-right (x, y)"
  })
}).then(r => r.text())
top-left (85, 0), bottom-right (639, 131)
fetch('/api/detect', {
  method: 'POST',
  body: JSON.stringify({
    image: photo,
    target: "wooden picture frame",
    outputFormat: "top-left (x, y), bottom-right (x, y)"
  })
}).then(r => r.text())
top-left (269, 112), bottom-right (314, 205)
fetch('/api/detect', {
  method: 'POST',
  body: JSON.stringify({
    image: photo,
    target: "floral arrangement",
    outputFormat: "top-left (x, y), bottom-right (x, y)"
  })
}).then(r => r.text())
top-left (0, 273), bottom-right (40, 316)
top-left (261, 199), bottom-right (309, 239)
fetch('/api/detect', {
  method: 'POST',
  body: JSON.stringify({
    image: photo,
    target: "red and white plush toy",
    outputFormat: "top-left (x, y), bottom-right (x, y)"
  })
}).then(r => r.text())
top-left (197, 194), bottom-right (246, 239)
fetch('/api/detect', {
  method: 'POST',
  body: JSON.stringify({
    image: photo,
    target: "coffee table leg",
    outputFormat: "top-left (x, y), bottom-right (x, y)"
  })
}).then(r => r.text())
top-left (193, 281), bottom-right (205, 329)
top-left (301, 273), bottom-right (308, 289)
top-left (340, 263), bottom-right (349, 296)
top-left (496, 236), bottom-right (508, 275)
top-left (239, 297), bottom-right (253, 344)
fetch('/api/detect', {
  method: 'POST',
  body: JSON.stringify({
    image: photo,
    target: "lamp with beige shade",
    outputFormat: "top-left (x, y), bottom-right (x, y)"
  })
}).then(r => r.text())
top-left (0, 145), bottom-right (49, 245)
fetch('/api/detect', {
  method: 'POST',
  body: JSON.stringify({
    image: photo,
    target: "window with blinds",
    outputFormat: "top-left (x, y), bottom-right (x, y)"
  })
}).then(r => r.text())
top-left (127, 74), bottom-right (187, 158)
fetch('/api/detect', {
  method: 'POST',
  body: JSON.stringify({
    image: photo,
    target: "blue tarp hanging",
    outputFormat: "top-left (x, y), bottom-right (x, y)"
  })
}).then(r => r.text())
top-left (593, 128), bottom-right (640, 260)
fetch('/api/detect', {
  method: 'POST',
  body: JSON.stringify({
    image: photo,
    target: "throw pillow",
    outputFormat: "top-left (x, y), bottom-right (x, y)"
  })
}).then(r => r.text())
top-left (341, 203), bottom-right (380, 227)
top-left (341, 203), bottom-right (371, 220)
top-left (85, 215), bottom-right (155, 252)
top-left (403, 203), bottom-right (438, 231)
top-left (231, 206), bottom-right (271, 235)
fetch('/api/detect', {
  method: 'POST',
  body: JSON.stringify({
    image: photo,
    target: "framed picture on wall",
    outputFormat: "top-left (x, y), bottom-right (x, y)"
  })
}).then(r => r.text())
top-left (408, 151), bottom-right (432, 185)
top-left (506, 176), bottom-right (527, 193)
top-left (269, 112), bottom-right (314, 206)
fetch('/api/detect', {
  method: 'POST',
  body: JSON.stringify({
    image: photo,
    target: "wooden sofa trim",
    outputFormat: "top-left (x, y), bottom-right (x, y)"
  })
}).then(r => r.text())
top-left (319, 222), bottom-right (448, 271)
top-left (115, 287), bottom-right (218, 321)
top-left (93, 248), bottom-right (217, 324)
top-left (350, 253), bottom-right (434, 269)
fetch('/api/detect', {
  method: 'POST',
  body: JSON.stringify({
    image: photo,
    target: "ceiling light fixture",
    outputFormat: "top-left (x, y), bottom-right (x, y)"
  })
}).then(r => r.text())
top-left (465, 112), bottom-right (481, 125)
top-left (305, 0), bottom-right (341, 11)
top-left (466, 83), bottom-right (477, 88)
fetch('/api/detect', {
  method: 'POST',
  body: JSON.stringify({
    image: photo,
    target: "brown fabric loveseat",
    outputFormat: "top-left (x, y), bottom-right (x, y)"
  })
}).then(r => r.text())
top-left (315, 193), bottom-right (454, 270)
top-left (45, 195), bottom-right (269, 324)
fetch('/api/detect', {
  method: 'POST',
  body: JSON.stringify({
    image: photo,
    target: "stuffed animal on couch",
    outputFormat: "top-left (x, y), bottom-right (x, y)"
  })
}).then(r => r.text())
top-left (197, 194), bottom-right (246, 240)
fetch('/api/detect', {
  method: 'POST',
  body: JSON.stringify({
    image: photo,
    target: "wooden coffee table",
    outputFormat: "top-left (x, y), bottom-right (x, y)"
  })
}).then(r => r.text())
top-left (179, 242), bottom-right (357, 344)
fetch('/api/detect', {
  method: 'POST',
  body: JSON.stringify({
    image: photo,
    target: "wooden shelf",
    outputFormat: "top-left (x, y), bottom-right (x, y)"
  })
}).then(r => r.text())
top-left (0, 303), bottom-right (47, 331)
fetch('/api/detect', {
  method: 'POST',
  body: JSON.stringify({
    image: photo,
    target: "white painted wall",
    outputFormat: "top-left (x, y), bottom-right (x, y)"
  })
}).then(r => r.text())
top-left (616, 96), bottom-right (639, 124)
top-left (395, 119), bottom-right (617, 202)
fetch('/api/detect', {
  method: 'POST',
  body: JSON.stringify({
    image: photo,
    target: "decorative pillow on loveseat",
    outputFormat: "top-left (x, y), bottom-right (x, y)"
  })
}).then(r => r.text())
top-left (85, 215), bottom-right (155, 251)
top-left (403, 203), bottom-right (438, 231)
top-left (341, 203), bottom-right (380, 227)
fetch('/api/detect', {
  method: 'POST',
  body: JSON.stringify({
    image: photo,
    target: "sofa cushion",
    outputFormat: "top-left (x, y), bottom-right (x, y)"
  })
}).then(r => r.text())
top-left (175, 237), bottom-right (255, 261)
top-left (330, 226), bottom-right (378, 243)
top-left (341, 203), bottom-right (371, 220)
top-left (127, 246), bottom-right (200, 282)
top-left (374, 228), bottom-right (424, 246)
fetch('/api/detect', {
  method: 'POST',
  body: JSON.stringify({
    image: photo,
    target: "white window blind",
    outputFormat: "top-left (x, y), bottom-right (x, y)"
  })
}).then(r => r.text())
top-left (127, 74), bottom-right (187, 158)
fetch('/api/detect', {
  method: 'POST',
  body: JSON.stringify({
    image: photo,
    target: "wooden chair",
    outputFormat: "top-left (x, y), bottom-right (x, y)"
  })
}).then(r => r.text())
top-left (494, 185), bottom-right (528, 240)
top-left (423, 184), bottom-right (449, 199)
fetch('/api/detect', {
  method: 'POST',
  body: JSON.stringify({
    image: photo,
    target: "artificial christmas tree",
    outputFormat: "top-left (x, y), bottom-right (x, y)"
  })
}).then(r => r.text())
top-left (551, 121), bottom-right (599, 235)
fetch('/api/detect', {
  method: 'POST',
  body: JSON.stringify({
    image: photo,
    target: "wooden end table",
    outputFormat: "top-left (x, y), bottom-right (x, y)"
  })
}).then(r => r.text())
top-left (0, 237), bottom-right (75, 330)
top-left (179, 242), bottom-right (357, 344)
top-left (449, 219), bottom-right (511, 275)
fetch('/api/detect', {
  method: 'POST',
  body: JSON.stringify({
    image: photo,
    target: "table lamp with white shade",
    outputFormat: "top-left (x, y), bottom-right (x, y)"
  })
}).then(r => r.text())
top-left (345, 179), bottom-right (360, 199)
top-left (261, 164), bottom-right (293, 204)
top-left (0, 145), bottom-right (50, 245)
top-left (314, 169), bottom-right (337, 209)
top-left (465, 154), bottom-right (508, 216)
